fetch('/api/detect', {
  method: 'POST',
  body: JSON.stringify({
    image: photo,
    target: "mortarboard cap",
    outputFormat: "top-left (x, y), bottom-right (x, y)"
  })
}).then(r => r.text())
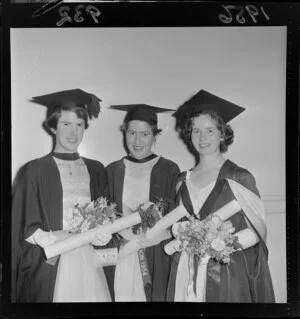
top-left (31, 88), bottom-right (102, 119)
top-left (109, 104), bottom-right (175, 125)
top-left (173, 89), bottom-right (245, 125)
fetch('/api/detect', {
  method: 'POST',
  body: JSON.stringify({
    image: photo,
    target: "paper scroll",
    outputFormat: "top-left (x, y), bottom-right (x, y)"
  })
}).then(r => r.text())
top-left (119, 205), bottom-right (188, 258)
top-left (44, 213), bottom-right (142, 260)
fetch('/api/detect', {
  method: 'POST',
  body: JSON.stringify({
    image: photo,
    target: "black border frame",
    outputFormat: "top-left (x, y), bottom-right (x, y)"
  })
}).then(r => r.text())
top-left (1, 1), bottom-right (299, 318)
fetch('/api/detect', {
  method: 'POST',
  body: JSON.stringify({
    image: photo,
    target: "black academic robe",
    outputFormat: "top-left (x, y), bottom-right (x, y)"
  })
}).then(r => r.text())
top-left (167, 159), bottom-right (275, 303)
top-left (106, 156), bottom-right (180, 301)
top-left (11, 154), bottom-right (107, 302)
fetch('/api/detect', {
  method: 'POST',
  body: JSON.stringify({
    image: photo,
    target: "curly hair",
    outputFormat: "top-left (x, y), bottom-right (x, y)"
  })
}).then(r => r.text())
top-left (179, 109), bottom-right (234, 153)
top-left (43, 105), bottom-right (89, 133)
top-left (120, 121), bottom-right (162, 136)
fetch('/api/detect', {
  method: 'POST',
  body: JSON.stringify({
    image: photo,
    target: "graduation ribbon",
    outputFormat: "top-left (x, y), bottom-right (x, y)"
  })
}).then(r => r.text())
top-left (138, 248), bottom-right (152, 287)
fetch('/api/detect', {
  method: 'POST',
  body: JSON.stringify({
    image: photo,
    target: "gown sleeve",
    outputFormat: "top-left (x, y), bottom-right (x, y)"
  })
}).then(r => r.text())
top-left (207, 167), bottom-right (275, 302)
top-left (12, 161), bottom-right (59, 302)
top-left (145, 159), bottom-right (181, 301)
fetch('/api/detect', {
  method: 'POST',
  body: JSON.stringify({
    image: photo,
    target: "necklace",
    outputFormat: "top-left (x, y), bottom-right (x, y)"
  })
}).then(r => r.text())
top-left (68, 163), bottom-right (73, 176)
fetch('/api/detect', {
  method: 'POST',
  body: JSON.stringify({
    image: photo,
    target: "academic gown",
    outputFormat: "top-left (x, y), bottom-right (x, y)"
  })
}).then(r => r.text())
top-left (106, 156), bottom-right (180, 301)
top-left (167, 159), bottom-right (275, 303)
top-left (11, 153), bottom-right (107, 302)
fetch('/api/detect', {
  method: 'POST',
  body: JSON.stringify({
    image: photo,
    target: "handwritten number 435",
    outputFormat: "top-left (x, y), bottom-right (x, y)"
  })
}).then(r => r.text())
top-left (57, 5), bottom-right (100, 27)
top-left (219, 5), bottom-right (270, 24)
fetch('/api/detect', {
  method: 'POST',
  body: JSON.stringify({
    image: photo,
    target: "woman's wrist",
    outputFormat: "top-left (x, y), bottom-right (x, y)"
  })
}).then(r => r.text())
top-left (234, 228), bottom-right (259, 249)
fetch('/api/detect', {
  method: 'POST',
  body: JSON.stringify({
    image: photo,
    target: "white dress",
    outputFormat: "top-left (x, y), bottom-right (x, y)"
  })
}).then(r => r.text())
top-left (114, 156), bottom-right (160, 301)
top-left (174, 171), bottom-right (215, 302)
top-left (52, 157), bottom-right (111, 302)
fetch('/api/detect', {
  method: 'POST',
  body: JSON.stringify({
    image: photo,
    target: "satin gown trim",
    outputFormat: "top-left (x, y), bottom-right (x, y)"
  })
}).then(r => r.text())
top-left (52, 157), bottom-right (111, 302)
top-left (174, 171), bottom-right (215, 302)
top-left (114, 156), bottom-right (160, 301)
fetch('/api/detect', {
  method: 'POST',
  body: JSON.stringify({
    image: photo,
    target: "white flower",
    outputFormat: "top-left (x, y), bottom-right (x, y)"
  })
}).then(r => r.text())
top-left (211, 236), bottom-right (226, 251)
top-left (85, 201), bottom-right (95, 213)
top-left (98, 197), bottom-right (108, 209)
top-left (206, 230), bottom-right (218, 242)
top-left (141, 201), bottom-right (154, 210)
top-left (110, 203), bottom-right (117, 212)
top-left (80, 219), bottom-right (91, 233)
top-left (101, 218), bottom-right (111, 225)
top-left (69, 214), bottom-right (84, 229)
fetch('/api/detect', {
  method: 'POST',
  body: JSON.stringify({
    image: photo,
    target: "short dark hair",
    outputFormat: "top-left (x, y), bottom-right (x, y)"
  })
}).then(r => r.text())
top-left (44, 105), bottom-right (89, 133)
top-left (179, 109), bottom-right (234, 153)
top-left (120, 121), bottom-right (162, 136)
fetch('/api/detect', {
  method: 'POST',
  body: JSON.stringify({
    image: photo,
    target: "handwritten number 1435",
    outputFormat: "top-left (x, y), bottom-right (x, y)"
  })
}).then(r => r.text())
top-left (57, 5), bottom-right (101, 27)
top-left (219, 5), bottom-right (270, 24)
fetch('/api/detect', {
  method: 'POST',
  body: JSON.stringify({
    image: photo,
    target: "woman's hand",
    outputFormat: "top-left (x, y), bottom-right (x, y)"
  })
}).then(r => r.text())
top-left (52, 230), bottom-right (74, 242)
top-left (117, 230), bottom-right (171, 259)
top-left (91, 233), bottom-right (112, 246)
top-left (137, 230), bottom-right (171, 249)
top-left (172, 221), bottom-right (189, 236)
top-left (118, 228), bottom-right (137, 241)
top-left (234, 228), bottom-right (259, 249)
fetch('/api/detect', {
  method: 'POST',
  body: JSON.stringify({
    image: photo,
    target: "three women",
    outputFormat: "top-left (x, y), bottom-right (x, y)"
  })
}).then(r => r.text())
top-left (12, 89), bottom-right (275, 303)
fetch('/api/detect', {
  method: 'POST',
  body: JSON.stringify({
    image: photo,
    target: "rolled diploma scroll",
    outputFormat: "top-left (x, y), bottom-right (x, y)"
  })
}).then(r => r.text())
top-left (164, 200), bottom-right (241, 255)
top-left (119, 205), bottom-right (188, 258)
top-left (44, 213), bottom-right (142, 260)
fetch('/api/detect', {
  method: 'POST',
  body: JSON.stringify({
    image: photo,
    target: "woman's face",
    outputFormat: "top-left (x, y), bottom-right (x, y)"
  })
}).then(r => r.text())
top-left (51, 110), bottom-right (85, 153)
top-left (191, 114), bottom-right (222, 156)
top-left (126, 120), bottom-right (156, 159)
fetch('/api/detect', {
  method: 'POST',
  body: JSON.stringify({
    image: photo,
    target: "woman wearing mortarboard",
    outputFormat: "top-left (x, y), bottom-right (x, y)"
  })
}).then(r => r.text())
top-left (166, 90), bottom-right (275, 302)
top-left (106, 104), bottom-right (180, 301)
top-left (11, 89), bottom-right (112, 302)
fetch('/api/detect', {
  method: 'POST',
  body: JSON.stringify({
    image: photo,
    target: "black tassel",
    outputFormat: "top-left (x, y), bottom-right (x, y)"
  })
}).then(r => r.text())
top-left (86, 94), bottom-right (101, 119)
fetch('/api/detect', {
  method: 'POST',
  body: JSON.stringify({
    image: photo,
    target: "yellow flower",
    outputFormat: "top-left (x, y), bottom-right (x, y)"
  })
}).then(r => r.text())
top-left (102, 218), bottom-right (111, 225)
top-left (211, 236), bottom-right (226, 251)
top-left (85, 201), bottom-right (95, 212)
top-left (98, 197), bottom-right (108, 208)
top-left (220, 221), bottom-right (233, 231)
top-left (80, 219), bottom-right (91, 232)
top-left (206, 230), bottom-right (217, 242)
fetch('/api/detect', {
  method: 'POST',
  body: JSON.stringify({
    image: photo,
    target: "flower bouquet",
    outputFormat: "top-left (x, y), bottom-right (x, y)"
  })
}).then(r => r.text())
top-left (69, 197), bottom-right (121, 234)
top-left (164, 200), bottom-right (242, 257)
top-left (44, 197), bottom-right (145, 260)
top-left (176, 214), bottom-right (241, 264)
top-left (167, 210), bottom-right (242, 296)
top-left (44, 197), bottom-right (185, 260)
top-left (131, 198), bottom-right (166, 235)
